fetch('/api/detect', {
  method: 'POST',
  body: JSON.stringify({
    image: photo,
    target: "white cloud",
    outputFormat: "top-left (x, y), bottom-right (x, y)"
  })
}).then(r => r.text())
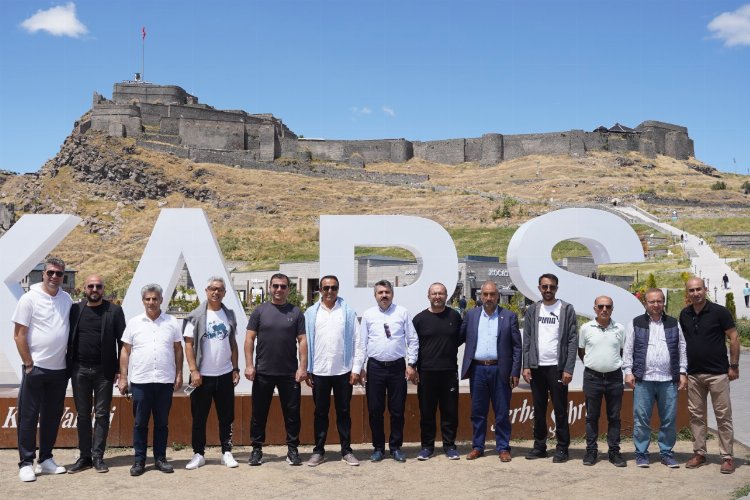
top-left (350, 106), bottom-right (372, 116)
top-left (382, 106), bottom-right (396, 117)
top-left (708, 4), bottom-right (750, 47)
top-left (20, 2), bottom-right (88, 38)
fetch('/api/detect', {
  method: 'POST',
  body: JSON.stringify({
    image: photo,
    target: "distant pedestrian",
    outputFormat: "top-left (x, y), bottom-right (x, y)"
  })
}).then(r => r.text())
top-left (722, 274), bottom-right (729, 290)
top-left (743, 283), bottom-right (750, 308)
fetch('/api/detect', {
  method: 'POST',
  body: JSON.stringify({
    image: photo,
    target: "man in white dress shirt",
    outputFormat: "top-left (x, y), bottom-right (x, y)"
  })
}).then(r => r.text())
top-left (354, 280), bottom-right (419, 463)
top-left (622, 288), bottom-right (687, 469)
top-left (118, 284), bottom-right (183, 476)
top-left (304, 275), bottom-right (361, 467)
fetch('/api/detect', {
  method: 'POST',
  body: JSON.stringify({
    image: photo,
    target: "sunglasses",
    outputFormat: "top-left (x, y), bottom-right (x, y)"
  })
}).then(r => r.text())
top-left (271, 283), bottom-right (288, 290)
top-left (45, 270), bottom-right (64, 277)
top-left (321, 285), bottom-right (339, 292)
top-left (384, 323), bottom-right (391, 338)
top-left (595, 304), bottom-right (613, 310)
top-left (207, 286), bottom-right (226, 293)
top-left (86, 284), bottom-right (104, 290)
top-left (540, 284), bottom-right (557, 291)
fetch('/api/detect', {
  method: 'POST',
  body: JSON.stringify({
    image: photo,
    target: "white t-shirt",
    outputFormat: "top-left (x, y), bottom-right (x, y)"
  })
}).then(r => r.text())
top-left (537, 300), bottom-right (561, 366)
top-left (184, 308), bottom-right (233, 376)
top-left (122, 312), bottom-right (182, 384)
top-left (11, 283), bottom-right (72, 370)
top-left (312, 302), bottom-right (351, 376)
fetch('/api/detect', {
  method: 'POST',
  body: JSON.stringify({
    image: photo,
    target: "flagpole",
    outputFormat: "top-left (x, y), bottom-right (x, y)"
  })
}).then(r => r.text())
top-left (141, 26), bottom-right (146, 82)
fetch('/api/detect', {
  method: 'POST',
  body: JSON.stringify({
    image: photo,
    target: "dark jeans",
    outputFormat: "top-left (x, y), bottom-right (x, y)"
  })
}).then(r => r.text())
top-left (17, 366), bottom-right (68, 468)
top-left (311, 372), bottom-right (353, 456)
top-left (131, 383), bottom-right (174, 462)
top-left (250, 373), bottom-right (301, 449)
top-left (582, 367), bottom-right (623, 453)
top-left (530, 365), bottom-right (570, 452)
top-left (469, 364), bottom-right (512, 452)
top-left (71, 364), bottom-right (113, 459)
top-left (418, 369), bottom-right (459, 451)
top-left (366, 358), bottom-right (406, 452)
top-left (191, 371), bottom-right (235, 455)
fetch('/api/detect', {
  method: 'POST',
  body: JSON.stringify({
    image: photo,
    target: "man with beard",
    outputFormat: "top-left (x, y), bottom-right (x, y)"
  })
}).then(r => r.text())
top-left (66, 275), bottom-right (126, 473)
top-left (355, 280), bottom-right (419, 463)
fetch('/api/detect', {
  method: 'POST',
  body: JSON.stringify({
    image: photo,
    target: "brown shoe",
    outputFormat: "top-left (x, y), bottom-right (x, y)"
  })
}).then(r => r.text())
top-left (499, 450), bottom-right (512, 462)
top-left (685, 453), bottom-right (706, 469)
top-left (720, 457), bottom-right (735, 474)
top-left (466, 449), bottom-right (484, 460)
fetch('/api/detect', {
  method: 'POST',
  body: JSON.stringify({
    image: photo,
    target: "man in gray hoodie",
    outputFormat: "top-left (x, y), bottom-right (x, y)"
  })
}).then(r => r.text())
top-left (522, 273), bottom-right (578, 463)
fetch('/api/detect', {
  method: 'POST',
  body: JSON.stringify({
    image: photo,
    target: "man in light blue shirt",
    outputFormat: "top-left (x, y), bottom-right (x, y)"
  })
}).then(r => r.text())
top-left (355, 280), bottom-right (418, 463)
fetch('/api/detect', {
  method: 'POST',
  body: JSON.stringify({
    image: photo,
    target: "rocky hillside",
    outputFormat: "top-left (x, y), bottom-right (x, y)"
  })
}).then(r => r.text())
top-left (1, 123), bottom-right (748, 296)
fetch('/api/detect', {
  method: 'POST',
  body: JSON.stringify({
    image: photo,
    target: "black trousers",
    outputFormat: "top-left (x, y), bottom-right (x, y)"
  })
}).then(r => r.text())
top-left (131, 383), bottom-right (173, 462)
top-left (311, 372), bottom-right (353, 456)
top-left (417, 370), bottom-right (459, 451)
top-left (583, 368), bottom-right (623, 453)
top-left (71, 364), bottom-right (113, 459)
top-left (17, 366), bottom-right (68, 468)
top-left (366, 358), bottom-right (406, 452)
top-left (250, 373), bottom-right (300, 449)
top-left (191, 371), bottom-right (235, 455)
top-left (530, 365), bottom-right (570, 452)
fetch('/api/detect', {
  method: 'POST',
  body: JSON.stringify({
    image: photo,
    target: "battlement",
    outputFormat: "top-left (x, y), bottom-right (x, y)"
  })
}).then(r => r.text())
top-left (84, 82), bottom-right (695, 169)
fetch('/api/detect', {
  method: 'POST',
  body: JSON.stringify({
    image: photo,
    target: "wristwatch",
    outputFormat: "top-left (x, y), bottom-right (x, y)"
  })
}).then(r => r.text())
top-left (232, 367), bottom-right (240, 373)
top-left (729, 364), bottom-right (739, 369)
top-left (408, 363), bottom-right (417, 369)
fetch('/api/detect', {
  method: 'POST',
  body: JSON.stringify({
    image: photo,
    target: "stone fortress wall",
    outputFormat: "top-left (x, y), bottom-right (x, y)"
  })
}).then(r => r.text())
top-left (86, 82), bottom-right (695, 168)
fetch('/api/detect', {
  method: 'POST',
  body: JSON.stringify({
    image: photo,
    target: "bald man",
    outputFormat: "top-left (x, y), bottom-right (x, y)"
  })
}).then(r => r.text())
top-left (577, 296), bottom-right (626, 467)
top-left (66, 275), bottom-right (126, 474)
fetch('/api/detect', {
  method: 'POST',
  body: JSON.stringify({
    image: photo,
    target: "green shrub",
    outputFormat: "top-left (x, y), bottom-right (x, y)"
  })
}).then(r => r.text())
top-left (736, 318), bottom-right (750, 347)
top-left (725, 292), bottom-right (736, 321)
top-left (711, 181), bottom-right (727, 190)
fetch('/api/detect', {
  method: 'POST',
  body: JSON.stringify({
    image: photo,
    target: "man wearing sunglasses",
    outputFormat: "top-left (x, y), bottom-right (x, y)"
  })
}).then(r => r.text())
top-left (183, 276), bottom-right (240, 471)
top-left (303, 275), bottom-right (361, 467)
top-left (356, 279), bottom-right (419, 463)
top-left (577, 296), bottom-right (626, 467)
top-left (245, 273), bottom-right (307, 467)
top-left (522, 273), bottom-right (578, 463)
top-left (12, 256), bottom-right (73, 482)
top-left (66, 275), bottom-right (126, 474)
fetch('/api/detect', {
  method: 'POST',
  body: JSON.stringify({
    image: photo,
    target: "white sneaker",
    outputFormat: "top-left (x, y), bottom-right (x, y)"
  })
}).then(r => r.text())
top-left (19, 465), bottom-right (36, 482)
top-left (34, 458), bottom-right (65, 475)
top-left (185, 453), bottom-right (206, 470)
top-left (221, 451), bottom-right (239, 468)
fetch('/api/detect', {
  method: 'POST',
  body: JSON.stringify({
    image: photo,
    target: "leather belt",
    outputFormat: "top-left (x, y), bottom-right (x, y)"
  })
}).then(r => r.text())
top-left (473, 359), bottom-right (498, 366)
top-left (369, 358), bottom-right (404, 367)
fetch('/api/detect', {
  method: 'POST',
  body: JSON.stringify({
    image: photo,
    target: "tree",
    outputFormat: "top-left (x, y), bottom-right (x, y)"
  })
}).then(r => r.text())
top-left (725, 292), bottom-right (737, 321)
top-left (645, 273), bottom-right (657, 289)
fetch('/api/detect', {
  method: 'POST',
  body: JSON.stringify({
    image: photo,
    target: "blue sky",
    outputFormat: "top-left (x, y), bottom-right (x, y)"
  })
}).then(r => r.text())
top-left (1, 0), bottom-right (749, 174)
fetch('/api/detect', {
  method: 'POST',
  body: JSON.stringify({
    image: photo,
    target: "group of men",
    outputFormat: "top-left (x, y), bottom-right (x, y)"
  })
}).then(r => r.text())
top-left (11, 258), bottom-right (741, 483)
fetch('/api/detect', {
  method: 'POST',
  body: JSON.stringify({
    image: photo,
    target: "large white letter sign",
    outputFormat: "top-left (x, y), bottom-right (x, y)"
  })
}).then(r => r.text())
top-left (121, 208), bottom-right (251, 390)
top-left (0, 214), bottom-right (81, 382)
top-left (507, 208), bottom-right (645, 326)
top-left (319, 215), bottom-right (458, 316)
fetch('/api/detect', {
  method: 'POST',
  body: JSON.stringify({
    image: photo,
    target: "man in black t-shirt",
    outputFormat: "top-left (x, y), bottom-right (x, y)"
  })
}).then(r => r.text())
top-left (66, 275), bottom-right (126, 474)
top-left (412, 283), bottom-right (463, 461)
top-left (679, 277), bottom-right (740, 474)
top-left (244, 273), bottom-right (307, 467)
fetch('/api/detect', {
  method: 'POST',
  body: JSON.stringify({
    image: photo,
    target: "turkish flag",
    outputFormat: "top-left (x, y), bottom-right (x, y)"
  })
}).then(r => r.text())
top-left (142, 26), bottom-right (146, 40)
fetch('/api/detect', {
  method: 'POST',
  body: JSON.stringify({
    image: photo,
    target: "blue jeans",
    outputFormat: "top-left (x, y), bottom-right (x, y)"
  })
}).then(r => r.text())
top-left (633, 380), bottom-right (677, 458)
top-left (131, 383), bottom-right (174, 462)
top-left (469, 364), bottom-right (512, 452)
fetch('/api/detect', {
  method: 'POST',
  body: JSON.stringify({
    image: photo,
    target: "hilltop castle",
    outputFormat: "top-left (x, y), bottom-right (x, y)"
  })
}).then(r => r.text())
top-left (83, 82), bottom-right (694, 168)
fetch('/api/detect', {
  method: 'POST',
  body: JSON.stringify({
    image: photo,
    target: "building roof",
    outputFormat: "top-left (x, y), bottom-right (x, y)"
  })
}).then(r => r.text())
top-left (608, 123), bottom-right (637, 134)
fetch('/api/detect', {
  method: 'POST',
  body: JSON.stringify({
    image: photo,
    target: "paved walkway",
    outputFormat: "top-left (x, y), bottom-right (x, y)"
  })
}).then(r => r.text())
top-left (611, 204), bottom-right (750, 447)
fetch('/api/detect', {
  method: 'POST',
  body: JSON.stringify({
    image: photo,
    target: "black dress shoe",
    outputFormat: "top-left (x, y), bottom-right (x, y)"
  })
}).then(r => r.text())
top-left (93, 457), bottom-right (109, 473)
top-left (67, 457), bottom-right (93, 474)
top-left (154, 459), bottom-right (174, 473)
top-left (130, 462), bottom-right (145, 477)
